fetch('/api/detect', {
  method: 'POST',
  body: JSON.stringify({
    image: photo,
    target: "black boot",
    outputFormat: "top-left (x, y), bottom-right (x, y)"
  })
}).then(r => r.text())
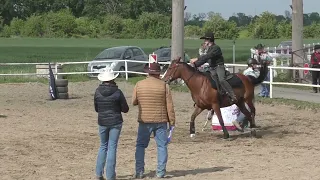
top-left (220, 81), bottom-right (237, 102)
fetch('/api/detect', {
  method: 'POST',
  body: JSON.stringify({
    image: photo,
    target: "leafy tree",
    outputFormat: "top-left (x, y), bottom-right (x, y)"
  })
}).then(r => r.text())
top-left (22, 15), bottom-right (44, 37)
top-left (304, 23), bottom-right (320, 38)
top-left (43, 9), bottom-right (77, 37)
top-left (136, 12), bottom-right (171, 39)
top-left (309, 12), bottom-right (320, 23)
top-left (228, 13), bottom-right (252, 27)
top-left (248, 11), bottom-right (279, 39)
top-left (9, 18), bottom-right (24, 36)
top-left (100, 15), bottom-right (124, 38)
top-left (74, 17), bottom-right (99, 38)
top-left (184, 25), bottom-right (202, 38)
top-left (83, 0), bottom-right (171, 19)
top-left (277, 21), bottom-right (292, 38)
top-left (203, 13), bottom-right (239, 39)
top-left (185, 13), bottom-right (206, 27)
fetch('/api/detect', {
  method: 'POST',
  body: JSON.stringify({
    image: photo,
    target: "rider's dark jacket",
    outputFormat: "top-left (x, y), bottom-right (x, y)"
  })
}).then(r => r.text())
top-left (194, 44), bottom-right (224, 68)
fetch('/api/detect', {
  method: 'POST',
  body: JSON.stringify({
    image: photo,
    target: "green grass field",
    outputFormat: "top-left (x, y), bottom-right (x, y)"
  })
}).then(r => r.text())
top-left (0, 37), bottom-right (320, 83)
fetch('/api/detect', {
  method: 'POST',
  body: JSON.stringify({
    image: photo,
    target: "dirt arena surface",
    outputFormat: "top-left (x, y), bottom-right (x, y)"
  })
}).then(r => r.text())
top-left (1, 80), bottom-right (320, 180)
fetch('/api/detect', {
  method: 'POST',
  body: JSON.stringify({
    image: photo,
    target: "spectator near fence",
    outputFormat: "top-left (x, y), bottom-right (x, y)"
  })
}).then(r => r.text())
top-left (311, 45), bottom-right (320, 93)
top-left (254, 44), bottom-right (277, 98)
top-left (94, 70), bottom-right (129, 180)
top-left (131, 62), bottom-right (175, 179)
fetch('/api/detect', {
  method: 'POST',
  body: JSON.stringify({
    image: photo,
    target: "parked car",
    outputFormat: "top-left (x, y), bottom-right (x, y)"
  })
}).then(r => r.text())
top-left (278, 40), bottom-right (292, 48)
top-left (87, 46), bottom-right (148, 78)
top-left (153, 46), bottom-right (191, 72)
top-left (276, 41), bottom-right (292, 54)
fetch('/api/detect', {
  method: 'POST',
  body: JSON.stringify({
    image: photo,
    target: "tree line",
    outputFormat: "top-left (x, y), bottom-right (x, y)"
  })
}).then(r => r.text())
top-left (0, 0), bottom-right (319, 39)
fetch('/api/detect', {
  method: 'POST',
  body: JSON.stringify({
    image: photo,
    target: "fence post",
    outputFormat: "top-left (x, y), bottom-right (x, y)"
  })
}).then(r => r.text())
top-left (125, 60), bottom-right (128, 81)
top-left (308, 44), bottom-right (311, 54)
top-left (55, 63), bottom-right (58, 79)
top-left (232, 39), bottom-right (235, 73)
top-left (269, 66), bottom-right (273, 98)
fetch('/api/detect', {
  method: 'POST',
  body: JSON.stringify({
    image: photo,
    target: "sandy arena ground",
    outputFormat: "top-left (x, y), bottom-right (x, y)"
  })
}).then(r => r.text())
top-left (1, 80), bottom-right (320, 180)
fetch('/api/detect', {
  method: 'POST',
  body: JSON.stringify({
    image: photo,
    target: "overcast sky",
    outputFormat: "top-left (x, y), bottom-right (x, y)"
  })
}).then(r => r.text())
top-left (184, 0), bottom-right (320, 18)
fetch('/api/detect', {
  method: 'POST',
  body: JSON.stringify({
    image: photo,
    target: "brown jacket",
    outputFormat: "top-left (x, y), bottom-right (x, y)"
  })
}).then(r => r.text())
top-left (132, 76), bottom-right (175, 126)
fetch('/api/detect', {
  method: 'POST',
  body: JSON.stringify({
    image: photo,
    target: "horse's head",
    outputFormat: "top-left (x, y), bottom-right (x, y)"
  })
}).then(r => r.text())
top-left (162, 57), bottom-right (184, 84)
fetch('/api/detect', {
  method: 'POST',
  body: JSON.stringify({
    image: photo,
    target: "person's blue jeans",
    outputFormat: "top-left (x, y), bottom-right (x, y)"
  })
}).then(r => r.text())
top-left (96, 123), bottom-right (122, 180)
top-left (135, 122), bottom-right (168, 178)
top-left (260, 71), bottom-right (270, 97)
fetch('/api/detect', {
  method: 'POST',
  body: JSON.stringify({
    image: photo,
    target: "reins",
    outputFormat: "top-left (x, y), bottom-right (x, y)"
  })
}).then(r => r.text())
top-left (165, 63), bottom-right (197, 86)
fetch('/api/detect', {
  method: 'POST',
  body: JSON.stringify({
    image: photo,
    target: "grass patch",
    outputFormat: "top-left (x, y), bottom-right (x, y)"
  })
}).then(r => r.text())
top-left (126, 77), bottom-right (319, 111)
top-left (273, 84), bottom-right (312, 91)
top-left (1, 38), bottom-right (320, 83)
top-left (255, 96), bottom-right (320, 112)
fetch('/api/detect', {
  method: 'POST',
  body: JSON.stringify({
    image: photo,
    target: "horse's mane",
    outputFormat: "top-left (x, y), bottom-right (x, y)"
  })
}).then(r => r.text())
top-left (178, 61), bottom-right (204, 75)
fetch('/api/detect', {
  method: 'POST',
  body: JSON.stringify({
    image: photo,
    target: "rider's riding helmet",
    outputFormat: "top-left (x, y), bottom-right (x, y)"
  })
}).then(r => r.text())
top-left (247, 58), bottom-right (258, 67)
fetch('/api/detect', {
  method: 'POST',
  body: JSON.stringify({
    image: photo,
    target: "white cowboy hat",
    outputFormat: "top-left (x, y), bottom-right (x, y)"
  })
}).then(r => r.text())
top-left (97, 69), bottom-right (119, 82)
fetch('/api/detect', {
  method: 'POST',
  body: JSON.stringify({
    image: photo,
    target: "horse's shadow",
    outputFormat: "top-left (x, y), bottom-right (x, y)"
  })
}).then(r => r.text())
top-left (223, 124), bottom-right (286, 140)
top-left (117, 166), bottom-right (232, 179)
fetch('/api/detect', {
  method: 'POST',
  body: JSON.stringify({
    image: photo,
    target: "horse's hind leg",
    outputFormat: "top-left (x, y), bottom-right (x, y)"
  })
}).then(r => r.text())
top-left (212, 103), bottom-right (229, 139)
top-left (202, 110), bottom-right (214, 131)
top-left (190, 105), bottom-right (204, 137)
top-left (237, 98), bottom-right (254, 128)
top-left (246, 99), bottom-right (257, 127)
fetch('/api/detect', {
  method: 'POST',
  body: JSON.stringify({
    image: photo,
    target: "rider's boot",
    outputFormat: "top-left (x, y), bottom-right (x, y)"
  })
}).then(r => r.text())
top-left (220, 80), bottom-right (237, 103)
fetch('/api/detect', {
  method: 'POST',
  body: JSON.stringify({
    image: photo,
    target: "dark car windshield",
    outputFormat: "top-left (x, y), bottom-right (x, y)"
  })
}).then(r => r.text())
top-left (94, 48), bottom-right (123, 60)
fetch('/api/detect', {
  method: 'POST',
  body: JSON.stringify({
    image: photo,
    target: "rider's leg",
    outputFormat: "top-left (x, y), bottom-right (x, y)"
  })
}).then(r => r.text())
top-left (216, 66), bottom-right (237, 102)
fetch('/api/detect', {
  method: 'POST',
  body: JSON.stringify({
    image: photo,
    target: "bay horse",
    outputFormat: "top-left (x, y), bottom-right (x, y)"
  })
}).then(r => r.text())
top-left (162, 58), bottom-right (268, 139)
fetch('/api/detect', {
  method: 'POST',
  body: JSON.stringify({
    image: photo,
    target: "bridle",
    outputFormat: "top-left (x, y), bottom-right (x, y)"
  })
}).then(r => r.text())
top-left (164, 62), bottom-right (196, 85)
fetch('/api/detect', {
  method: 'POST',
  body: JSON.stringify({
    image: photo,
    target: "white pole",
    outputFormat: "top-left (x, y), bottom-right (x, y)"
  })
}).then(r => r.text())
top-left (55, 63), bottom-right (58, 79)
top-left (125, 60), bottom-right (128, 81)
top-left (269, 66), bottom-right (273, 98)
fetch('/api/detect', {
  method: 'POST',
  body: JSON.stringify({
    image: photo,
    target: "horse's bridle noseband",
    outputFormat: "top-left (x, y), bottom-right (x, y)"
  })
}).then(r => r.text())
top-left (164, 63), bottom-right (179, 84)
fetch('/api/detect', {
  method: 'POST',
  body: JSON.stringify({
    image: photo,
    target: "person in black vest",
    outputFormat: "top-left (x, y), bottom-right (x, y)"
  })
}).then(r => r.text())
top-left (311, 45), bottom-right (320, 93)
top-left (94, 69), bottom-right (129, 180)
top-left (190, 32), bottom-right (237, 103)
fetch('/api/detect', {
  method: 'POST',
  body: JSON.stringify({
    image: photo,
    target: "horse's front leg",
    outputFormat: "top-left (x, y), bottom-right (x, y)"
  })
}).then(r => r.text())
top-left (190, 105), bottom-right (204, 137)
top-left (212, 103), bottom-right (230, 139)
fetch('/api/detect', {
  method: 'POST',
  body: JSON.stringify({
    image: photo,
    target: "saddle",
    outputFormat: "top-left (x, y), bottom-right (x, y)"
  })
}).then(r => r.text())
top-left (203, 70), bottom-right (243, 94)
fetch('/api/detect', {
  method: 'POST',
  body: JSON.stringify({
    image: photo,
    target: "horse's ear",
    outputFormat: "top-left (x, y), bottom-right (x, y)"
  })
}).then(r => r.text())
top-left (172, 56), bottom-right (181, 63)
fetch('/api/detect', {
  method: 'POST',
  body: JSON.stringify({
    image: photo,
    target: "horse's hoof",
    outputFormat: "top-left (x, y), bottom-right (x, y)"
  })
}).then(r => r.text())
top-left (190, 134), bottom-right (196, 138)
top-left (221, 137), bottom-right (234, 141)
top-left (250, 130), bottom-right (262, 138)
top-left (250, 125), bottom-right (260, 129)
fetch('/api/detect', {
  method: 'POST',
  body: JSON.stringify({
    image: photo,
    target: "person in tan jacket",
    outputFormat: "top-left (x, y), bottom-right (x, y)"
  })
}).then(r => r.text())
top-left (131, 62), bottom-right (175, 179)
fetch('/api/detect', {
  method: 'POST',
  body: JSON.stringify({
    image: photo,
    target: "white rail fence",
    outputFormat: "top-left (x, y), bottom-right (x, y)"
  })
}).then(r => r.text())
top-left (261, 42), bottom-right (320, 55)
top-left (250, 42), bottom-right (320, 72)
top-left (1, 60), bottom-right (320, 99)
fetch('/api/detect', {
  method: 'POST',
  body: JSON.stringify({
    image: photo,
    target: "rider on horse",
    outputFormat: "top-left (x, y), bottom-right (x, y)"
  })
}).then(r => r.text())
top-left (190, 32), bottom-right (237, 103)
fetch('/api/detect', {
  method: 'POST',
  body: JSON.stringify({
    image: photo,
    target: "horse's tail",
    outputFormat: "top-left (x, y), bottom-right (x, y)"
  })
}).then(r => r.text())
top-left (248, 62), bottom-right (268, 86)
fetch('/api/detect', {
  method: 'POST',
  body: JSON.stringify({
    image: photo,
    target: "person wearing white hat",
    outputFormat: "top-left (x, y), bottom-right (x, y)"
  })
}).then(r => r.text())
top-left (94, 69), bottom-right (129, 180)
